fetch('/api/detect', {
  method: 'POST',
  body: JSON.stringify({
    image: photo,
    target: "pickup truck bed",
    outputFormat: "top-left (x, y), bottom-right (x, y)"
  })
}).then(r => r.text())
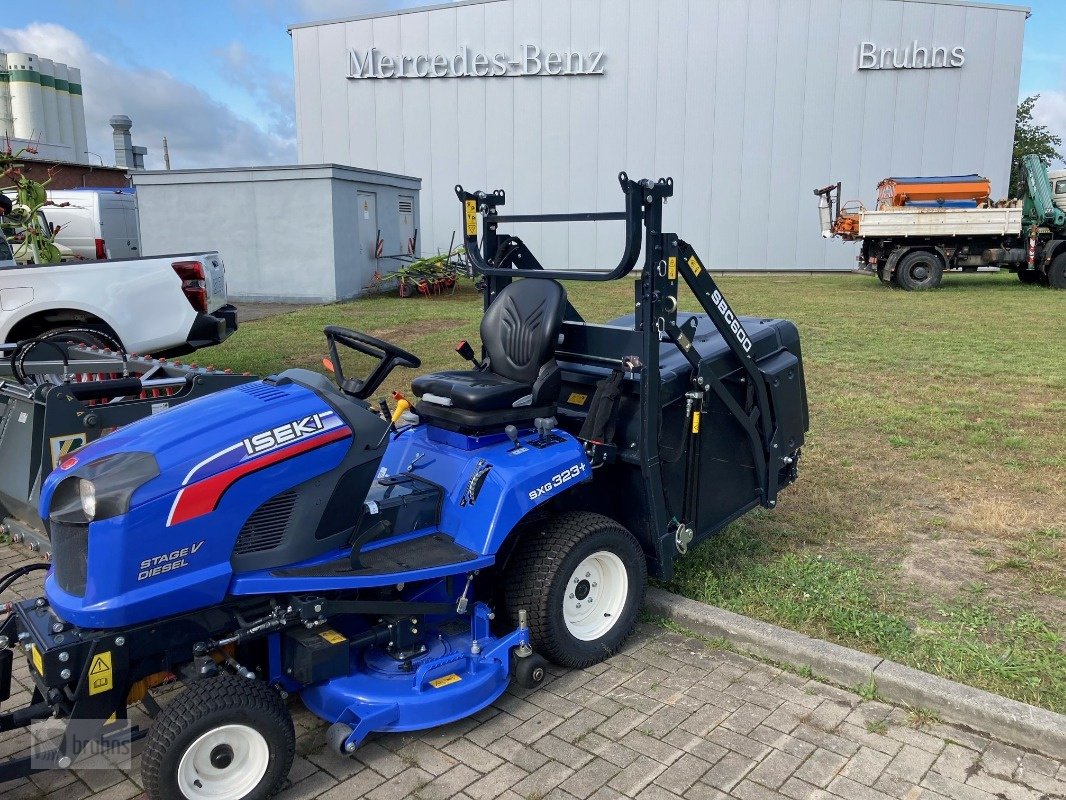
top-left (0, 249), bottom-right (237, 355)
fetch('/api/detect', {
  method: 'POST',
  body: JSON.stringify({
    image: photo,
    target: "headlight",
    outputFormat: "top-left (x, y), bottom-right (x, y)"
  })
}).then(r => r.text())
top-left (48, 452), bottom-right (160, 524)
top-left (79, 479), bottom-right (97, 520)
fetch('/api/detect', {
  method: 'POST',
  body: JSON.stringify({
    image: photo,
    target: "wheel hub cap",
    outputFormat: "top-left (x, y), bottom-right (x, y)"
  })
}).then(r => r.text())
top-left (177, 724), bottom-right (269, 800)
top-left (563, 551), bottom-right (628, 641)
top-left (210, 744), bottom-right (234, 770)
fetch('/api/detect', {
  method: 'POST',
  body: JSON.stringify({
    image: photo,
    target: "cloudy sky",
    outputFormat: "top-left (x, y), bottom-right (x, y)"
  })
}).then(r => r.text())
top-left (1, 0), bottom-right (1063, 173)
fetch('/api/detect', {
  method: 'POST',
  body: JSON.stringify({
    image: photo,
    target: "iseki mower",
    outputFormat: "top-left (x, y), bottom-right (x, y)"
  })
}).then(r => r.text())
top-left (0, 173), bottom-right (808, 800)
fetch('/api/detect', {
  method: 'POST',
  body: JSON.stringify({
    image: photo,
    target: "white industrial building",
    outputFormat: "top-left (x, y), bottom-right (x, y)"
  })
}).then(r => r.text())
top-left (290, 0), bottom-right (1029, 271)
top-left (0, 50), bottom-right (90, 164)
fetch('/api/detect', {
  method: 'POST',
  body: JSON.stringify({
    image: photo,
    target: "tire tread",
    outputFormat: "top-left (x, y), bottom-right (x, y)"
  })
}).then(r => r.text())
top-left (141, 675), bottom-right (294, 800)
top-left (504, 511), bottom-right (646, 668)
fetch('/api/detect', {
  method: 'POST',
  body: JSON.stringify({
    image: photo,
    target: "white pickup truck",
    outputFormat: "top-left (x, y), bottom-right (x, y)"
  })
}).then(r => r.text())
top-left (0, 229), bottom-right (238, 355)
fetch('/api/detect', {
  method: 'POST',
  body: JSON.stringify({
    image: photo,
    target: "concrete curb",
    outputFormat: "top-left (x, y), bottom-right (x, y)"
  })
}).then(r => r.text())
top-left (646, 587), bottom-right (1066, 758)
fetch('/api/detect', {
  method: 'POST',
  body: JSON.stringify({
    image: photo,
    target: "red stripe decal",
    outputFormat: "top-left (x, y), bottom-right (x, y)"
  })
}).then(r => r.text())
top-left (168, 427), bottom-right (351, 526)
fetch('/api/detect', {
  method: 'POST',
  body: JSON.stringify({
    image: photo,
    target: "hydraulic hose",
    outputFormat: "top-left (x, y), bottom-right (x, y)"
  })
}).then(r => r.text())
top-left (0, 562), bottom-right (50, 602)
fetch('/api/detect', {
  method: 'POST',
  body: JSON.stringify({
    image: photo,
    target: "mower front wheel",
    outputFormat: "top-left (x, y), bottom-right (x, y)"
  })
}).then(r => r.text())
top-left (505, 511), bottom-right (647, 668)
top-left (141, 674), bottom-right (295, 800)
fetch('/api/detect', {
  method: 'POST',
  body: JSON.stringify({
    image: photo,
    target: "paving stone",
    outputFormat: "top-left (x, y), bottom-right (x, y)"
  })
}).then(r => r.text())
top-left (826, 774), bottom-right (896, 800)
top-left (417, 764), bottom-right (480, 800)
top-left (364, 766), bottom-right (434, 800)
top-left (442, 737), bottom-right (505, 774)
top-left (652, 752), bottom-right (710, 795)
top-left (0, 536), bottom-right (1061, 800)
top-left (790, 723), bottom-right (860, 758)
top-left (512, 761), bottom-right (576, 797)
top-left (839, 745), bottom-right (893, 786)
top-left (464, 762), bottom-right (530, 800)
top-left (487, 734), bottom-right (552, 772)
top-left (920, 769), bottom-right (999, 800)
top-left (576, 732), bottom-right (640, 768)
top-left (884, 743), bottom-right (939, 783)
top-left (275, 770), bottom-right (337, 800)
top-left (559, 757), bottom-right (621, 799)
top-left (748, 748), bottom-right (803, 791)
top-left (779, 775), bottom-right (823, 800)
top-left (748, 725), bottom-right (817, 762)
top-left (607, 754), bottom-right (668, 796)
top-left (731, 778), bottom-right (792, 800)
top-left (317, 769), bottom-right (387, 800)
top-left (792, 747), bottom-right (848, 788)
top-left (700, 750), bottom-right (757, 793)
top-left (706, 726), bottom-right (772, 761)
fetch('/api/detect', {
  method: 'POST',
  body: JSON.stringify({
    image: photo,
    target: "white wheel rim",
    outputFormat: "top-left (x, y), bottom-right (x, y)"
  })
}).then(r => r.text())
top-left (176, 724), bottom-right (270, 800)
top-left (563, 550), bottom-right (628, 641)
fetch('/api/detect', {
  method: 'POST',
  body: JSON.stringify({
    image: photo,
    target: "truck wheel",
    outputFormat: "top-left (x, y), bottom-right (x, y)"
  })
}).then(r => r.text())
top-left (504, 511), bottom-right (647, 668)
top-left (1017, 270), bottom-right (1045, 285)
top-left (1049, 254), bottom-right (1066, 290)
top-left (141, 675), bottom-right (294, 800)
top-left (895, 251), bottom-right (943, 291)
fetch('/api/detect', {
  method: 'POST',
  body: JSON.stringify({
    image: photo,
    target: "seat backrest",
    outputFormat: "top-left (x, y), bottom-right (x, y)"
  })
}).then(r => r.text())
top-left (480, 278), bottom-right (566, 384)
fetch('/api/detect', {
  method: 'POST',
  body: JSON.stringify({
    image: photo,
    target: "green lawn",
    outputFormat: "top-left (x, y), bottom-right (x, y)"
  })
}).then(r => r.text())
top-left (212, 270), bottom-right (1065, 711)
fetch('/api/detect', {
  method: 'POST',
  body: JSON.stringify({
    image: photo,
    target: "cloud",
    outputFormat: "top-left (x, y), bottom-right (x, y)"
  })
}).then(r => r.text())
top-left (1033, 91), bottom-right (1066, 166)
top-left (0, 23), bottom-right (295, 169)
top-left (214, 41), bottom-right (295, 140)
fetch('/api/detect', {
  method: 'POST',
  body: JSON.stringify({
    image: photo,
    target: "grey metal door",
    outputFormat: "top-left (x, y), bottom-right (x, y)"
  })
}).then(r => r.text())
top-left (358, 192), bottom-right (379, 260)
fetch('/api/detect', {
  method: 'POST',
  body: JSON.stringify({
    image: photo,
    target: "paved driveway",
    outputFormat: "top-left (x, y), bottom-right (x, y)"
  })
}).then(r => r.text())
top-left (1, 543), bottom-right (1063, 800)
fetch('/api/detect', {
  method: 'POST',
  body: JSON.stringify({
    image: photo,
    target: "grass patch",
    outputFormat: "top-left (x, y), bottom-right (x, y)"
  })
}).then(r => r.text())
top-left (212, 271), bottom-right (1066, 711)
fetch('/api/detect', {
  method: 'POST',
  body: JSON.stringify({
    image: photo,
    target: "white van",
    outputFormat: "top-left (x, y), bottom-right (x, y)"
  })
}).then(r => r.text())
top-left (45, 188), bottom-right (141, 260)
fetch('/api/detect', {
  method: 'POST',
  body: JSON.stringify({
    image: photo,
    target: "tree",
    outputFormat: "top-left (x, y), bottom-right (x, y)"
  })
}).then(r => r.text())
top-left (1010, 95), bottom-right (1063, 195)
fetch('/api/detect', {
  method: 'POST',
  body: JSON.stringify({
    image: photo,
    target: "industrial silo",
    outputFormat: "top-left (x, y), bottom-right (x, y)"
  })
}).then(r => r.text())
top-left (52, 61), bottom-right (75, 151)
top-left (68, 66), bottom-right (88, 163)
top-left (0, 53), bottom-right (14, 141)
top-left (6, 52), bottom-right (46, 141)
top-left (37, 57), bottom-right (62, 150)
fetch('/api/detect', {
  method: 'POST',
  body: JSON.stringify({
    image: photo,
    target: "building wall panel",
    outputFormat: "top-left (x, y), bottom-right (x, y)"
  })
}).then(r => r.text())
top-left (292, 0), bottom-right (1028, 271)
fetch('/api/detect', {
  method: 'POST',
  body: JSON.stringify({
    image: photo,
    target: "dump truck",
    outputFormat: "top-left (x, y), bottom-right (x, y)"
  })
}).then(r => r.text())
top-left (815, 154), bottom-right (1066, 290)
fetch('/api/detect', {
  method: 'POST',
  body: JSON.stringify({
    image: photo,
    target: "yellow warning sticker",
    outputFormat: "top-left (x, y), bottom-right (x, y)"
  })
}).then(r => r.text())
top-left (429, 673), bottom-right (462, 689)
top-left (49, 433), bottom-right (88, 469)
top-left (567, 392), bottom-right (588, 406)
top-left (88, 651), bottom-right (113, 696)
top-left (319, 630), bottom-right (347, 645)
top-left (667, 256), bottom-right (677, 280)
top-left (691, 411), bottom-right (701, 434)
top-left (687, 255), bottom-right (702, 276)
top-left (30, 644), bottom-right (43, 676)
top-left (464, 199), bottom-right (478, 236)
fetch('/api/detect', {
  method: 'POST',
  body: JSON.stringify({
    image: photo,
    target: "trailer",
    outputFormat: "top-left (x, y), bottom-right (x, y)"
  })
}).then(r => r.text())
top-left (816, 155), bottom-right (1066, 290)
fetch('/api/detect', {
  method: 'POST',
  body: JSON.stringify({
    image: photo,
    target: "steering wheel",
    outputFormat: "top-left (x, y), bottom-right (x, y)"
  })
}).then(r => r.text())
top-left (324, 326), bottom-right (421, 400)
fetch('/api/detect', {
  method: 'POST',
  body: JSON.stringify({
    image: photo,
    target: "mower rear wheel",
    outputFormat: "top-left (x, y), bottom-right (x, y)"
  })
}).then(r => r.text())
top-left (141, 675), bottom-right (294, 800)
top-left (505, 511), bottom-right (646, 668)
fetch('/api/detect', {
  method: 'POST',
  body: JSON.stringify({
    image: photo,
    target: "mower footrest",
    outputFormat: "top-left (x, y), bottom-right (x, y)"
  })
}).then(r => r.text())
top-left (274, 533), bottom-right (477, 578)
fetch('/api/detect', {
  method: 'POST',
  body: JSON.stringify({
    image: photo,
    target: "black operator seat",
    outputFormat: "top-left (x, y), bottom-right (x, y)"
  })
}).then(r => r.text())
top-left (412, 278), bottom-right (566, 430)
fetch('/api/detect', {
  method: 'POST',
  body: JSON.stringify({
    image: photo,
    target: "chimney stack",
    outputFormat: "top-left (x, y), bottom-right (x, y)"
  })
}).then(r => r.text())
top-left (110, 114), bottom-right (147, 170)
